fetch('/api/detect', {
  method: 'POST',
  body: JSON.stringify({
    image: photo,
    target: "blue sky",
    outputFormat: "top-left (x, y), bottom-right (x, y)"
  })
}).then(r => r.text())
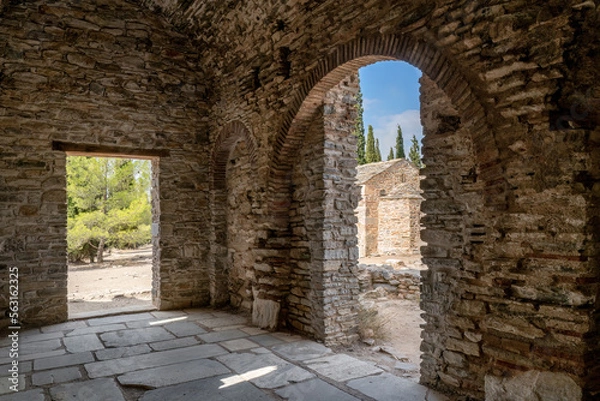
top-left (359, 61), bottom-right (423, 158)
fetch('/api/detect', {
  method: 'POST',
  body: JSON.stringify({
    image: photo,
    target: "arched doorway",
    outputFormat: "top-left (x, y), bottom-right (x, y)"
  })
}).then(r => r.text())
top-left (258, 35), bottom-right (495, 397)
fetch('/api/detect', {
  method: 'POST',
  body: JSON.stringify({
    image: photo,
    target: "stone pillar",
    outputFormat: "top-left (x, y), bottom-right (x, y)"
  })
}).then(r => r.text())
top-left (419, 74), bottom-right (488, 397)
top-left (286, 74), bottom-right (361, 345)
top-left (320, 75), bottom-right (361, 345)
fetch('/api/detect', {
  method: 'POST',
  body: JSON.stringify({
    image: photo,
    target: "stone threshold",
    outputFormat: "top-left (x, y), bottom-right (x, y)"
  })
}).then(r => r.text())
top-left (68, 304), bottom-right (157, 321)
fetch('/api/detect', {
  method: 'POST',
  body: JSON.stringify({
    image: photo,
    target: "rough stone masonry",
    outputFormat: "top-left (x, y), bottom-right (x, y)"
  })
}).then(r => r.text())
top-left (0, 1), bottom-right (598, 400)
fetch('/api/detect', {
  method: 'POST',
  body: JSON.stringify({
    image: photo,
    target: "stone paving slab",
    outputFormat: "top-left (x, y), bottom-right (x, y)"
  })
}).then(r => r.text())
top-left (163, 321), bottom-right (207, 337)
top-left (347, 373), bottom-right (450, 401)
top-left (0, 331), bottom-right (38, 347)
top-left (50, 377), bottom-right (126, 401)
top-left (139, 374), bottom-right (276, 401)
top-left (124, 319), bottom-right (159, 329)
top-left (87, 312), bottom-right (154, 327)
top-left (31, 366), bottom-right (82, 386)
top-left (66, 323), bottom-right (127, 337)
top-left (18, 330), bottom-right (65, 343)
top-left (271, 332), bottom-right (305, 343)
top-left (219, 338), bottom-right (259, 352)
top-left (304, 354), bottom-right (383, 382)
top-left (64, 333), bottom-right (104, 353)
top-left (199, 328), bottom-right (248, 343)
top-left (217, 351), bottom-right (314, 389)
top-left (118, 358), bottom-right (230, 388)
top-left (20, 339), bottom-right (64, 356)
top-left (275, 378), bottom-right (361, 401)
top-left (181, 309), bottom-right (218, 320)
top-left (200, 315), bottom-right (249, 329)
top-left (0, 361), bottom-right (32, 374)
top-left (149, 336), bottom-right (199, 351)
top-left (240, 326), bottom-right (269, 336)
top-left (271, 340), bottom-right (332, 361)
top-left (0, 388), bottom-right (45, 401)
top-left (95, 343), bottom-right (152, 361)
top-left (0, 349), bottom-right (66, 365)
top-left (100, 327), bottom-right (175, 347)
top-left (40, 320), bottom-right (88, 333)
top-left (86, 343), bottom-right (228, 377)
top-left (249, 334), bottom-right (286, 347)
top-left (0, 374), bottom-right (25, 394)
top-left (70, 305), bottom-right (155, 322)
top-left (150, 310), bottom-right (188, 319)
top-left (34, 351), bottom-right (95, 371)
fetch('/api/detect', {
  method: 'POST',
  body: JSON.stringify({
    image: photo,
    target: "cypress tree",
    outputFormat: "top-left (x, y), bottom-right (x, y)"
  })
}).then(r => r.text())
top-left (395, 124), bottom-right (406, 159)
top-left (408, 135), bottom-right (422, 168)
top-left (375, 138), bottom-right (382, 162)
top-left (353, 86), bottom-right (367, 165)
top-left (365, 125), bottom-right (377, 163)
top-left (387, 147), bottom-right (395, 161)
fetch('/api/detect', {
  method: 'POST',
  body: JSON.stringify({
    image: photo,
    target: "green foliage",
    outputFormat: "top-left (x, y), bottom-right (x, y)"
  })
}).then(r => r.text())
top-left (66, 156), bottom-right (152, 262)
top-left (395, 124), bottom-right (406, 159)
top-left (408, 135), bottom-right (422, 168)
top-left (354, 85), bottom-right (367, 165)
top-left (375, 138), bottom-right (382, 162)
top-left (67, 211), bottom-right (109, 262)
top-left (365, 125), bottom-right (377, 163)
top-left (387, 147), bottom-right (395, 161)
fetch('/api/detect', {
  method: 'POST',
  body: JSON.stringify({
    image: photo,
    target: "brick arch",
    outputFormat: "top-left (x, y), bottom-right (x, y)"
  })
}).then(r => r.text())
top-left (267, 34), bottom-right (500, 212)
top-left (210, 120), bottom-right (258, 191)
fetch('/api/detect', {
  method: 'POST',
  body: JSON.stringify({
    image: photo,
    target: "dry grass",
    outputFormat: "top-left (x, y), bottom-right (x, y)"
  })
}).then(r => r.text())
top-left (357, 302), bottom-right (390, 342)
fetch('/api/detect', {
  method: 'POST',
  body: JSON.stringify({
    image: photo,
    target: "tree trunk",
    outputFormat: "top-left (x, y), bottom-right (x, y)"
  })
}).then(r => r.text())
top-left (96, 238), bottom-right (105, 263)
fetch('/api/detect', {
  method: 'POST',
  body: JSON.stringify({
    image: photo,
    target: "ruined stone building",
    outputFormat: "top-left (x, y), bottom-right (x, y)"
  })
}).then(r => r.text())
top-left (356, 159), bottom-right (423, 258)
top-left (0, 1), bottom-right (598, 399)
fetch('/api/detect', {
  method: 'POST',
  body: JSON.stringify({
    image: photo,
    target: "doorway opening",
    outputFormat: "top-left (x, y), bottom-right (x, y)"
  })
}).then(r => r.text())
top-left (351, 60), bottom-right (427, 381)
top-left (66, 155), bottom-right (155, 318)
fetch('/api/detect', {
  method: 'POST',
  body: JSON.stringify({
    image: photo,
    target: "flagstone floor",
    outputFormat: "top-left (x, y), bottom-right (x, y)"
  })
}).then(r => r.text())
top-left (1, 308), bottom-right (450, 400)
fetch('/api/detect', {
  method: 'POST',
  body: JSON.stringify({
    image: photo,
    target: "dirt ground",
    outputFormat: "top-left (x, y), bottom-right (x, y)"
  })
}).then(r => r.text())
top-left (68, 247), bottom-right (424, 381)
top-left (68, 245), bottom-right (153, 315)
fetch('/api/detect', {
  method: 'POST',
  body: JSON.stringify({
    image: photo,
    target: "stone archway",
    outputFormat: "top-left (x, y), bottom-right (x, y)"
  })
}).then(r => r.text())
top-left (259, 34), bottom-right (498, 396)
top-left (269, 35), bottom-right (500, 196)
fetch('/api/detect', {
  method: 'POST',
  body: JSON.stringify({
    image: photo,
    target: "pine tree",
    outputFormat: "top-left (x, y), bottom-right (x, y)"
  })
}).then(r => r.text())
top-left (66, 157), bottom-right (152, 262)
top-left (395, 124), bottom-right (406, 159)
top-left (408, 135), bottom-right (422, 168)
top-left (353, 85), bottom-right (367, 165)
top-left (365, 124), bottom-right (377, 163)
top-left (375, 138), bottom-right (382, 162)
top-left (387, 147), bottom-right (394, 161)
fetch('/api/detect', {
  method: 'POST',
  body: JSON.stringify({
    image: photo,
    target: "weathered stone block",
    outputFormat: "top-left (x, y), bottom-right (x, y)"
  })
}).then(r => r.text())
top-left (252, 299), bottom-right (280, 330)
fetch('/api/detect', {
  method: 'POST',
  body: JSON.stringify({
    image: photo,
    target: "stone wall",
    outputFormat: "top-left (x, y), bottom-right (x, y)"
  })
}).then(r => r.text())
top-left (0, 0), bottom-right (211, 328)
top-left (226, 141), bottom-right (256, 312)
top-left (356, 264), bottom-right (421, 300)
top-left (1, 0), bottom-right (599, 399)
top-left (378, 195), bottom-right (418, 256)
top-left (356, 160), bottom-right (422, 257)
